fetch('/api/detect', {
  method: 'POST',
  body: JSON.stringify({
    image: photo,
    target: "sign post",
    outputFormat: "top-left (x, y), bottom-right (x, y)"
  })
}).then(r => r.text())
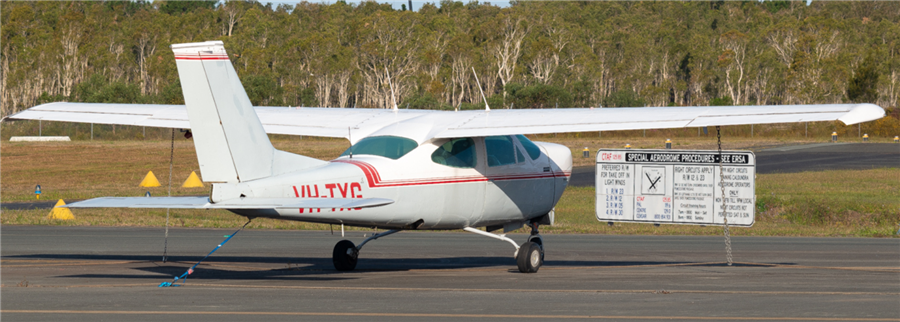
top-left (596, 149), bottom-right (755, 227)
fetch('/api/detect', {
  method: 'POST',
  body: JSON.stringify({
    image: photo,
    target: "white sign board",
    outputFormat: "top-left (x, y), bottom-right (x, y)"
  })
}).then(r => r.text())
top-left (596, 149), bottom-right (755, 227)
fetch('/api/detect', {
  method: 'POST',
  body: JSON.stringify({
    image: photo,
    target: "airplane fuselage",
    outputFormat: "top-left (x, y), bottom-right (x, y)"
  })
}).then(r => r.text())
top-left (221, 136), bottom-right (572, 230)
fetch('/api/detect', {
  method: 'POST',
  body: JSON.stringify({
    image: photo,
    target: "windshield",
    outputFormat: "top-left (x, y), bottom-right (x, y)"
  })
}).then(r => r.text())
top-left (341, 136), bottom-right (418, 160)
top-left (516, 135), bottom-right (542, 160)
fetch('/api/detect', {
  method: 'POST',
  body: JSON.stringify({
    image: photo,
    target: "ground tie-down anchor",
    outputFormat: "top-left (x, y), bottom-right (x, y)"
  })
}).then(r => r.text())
top-left (159, 219), bottom-right (252, 287)
top-left (716, 126), bottom-right (733, 266)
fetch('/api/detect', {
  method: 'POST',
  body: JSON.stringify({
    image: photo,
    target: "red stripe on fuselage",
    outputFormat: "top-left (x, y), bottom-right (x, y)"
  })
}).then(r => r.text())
top-left (174, 55), bottom-right (230, 61)
top-left (332, 160), bottom-right (561, 188)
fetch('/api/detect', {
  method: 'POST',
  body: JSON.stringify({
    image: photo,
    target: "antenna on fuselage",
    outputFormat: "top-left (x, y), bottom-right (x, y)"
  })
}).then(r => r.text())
top-left (348, 127), bottom-right (353, 159)
top-left (386, 67), bottom-right (398, 112)
top-left (472, 67), bottom-right (490, 112)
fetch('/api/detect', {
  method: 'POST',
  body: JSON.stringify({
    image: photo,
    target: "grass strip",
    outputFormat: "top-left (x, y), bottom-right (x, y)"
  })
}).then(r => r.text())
top-left (2, 140), bottom-right (897, 237)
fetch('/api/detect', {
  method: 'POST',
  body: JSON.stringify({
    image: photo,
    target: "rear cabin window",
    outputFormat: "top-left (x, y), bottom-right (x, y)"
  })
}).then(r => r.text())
top-left (431, 138), bottom-right (476, 168)
top-left (341, 136), bottom-right (418, 160)
top-left (485, 136), bottom-right (516, 167)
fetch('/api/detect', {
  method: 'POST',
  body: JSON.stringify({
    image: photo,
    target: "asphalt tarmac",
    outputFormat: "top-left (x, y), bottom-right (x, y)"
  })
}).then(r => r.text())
top-left (569, 143), bottom-right (899, 187)
top-left (2, 226), bottom-right (898, 321)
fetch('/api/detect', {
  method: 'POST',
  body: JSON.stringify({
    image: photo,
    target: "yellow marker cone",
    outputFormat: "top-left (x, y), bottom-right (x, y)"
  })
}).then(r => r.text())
top-left (48, 199), bottom-right (75, 220)
top-left (139, 171), bottom-right (161, 187)
top-left (182, 171), bottom-right (204, 188)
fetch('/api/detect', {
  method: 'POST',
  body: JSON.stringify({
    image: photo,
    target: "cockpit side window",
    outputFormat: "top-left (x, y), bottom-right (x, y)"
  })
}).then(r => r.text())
top-left (485, 136), bottom-right (516, 167)
top-left (340, 136), bottom-right (418, 160)
top-left (516, 146), bottom-right (526, 163)
top-left (516, 135), bottom-right (542, 160)
top-left (431, 138), bottom-right (476, 168)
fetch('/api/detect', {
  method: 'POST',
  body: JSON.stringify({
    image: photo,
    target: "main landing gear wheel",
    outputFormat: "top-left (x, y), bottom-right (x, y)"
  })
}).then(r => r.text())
top-left (516, 241), bottom-right (543, 273)
top-left (333, 240), bottom-right (358, 271)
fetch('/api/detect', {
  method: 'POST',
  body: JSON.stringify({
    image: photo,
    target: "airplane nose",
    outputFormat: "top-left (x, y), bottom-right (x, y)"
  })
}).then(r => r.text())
top-left (537, 142), bottom-right (573, 175)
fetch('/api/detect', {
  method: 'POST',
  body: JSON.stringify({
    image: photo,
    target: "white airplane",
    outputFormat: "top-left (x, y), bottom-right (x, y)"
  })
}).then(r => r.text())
top-left (9, 41), bottom-right (885, 273)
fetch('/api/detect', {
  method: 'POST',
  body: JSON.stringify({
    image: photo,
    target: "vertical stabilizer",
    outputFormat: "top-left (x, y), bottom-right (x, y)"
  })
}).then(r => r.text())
top-left (172, 41), bottom-right (274, 183)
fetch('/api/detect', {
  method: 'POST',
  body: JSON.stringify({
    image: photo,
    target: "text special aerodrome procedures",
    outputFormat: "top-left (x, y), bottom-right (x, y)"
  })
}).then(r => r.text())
top-left (596, 150), bottom-right (756, 227)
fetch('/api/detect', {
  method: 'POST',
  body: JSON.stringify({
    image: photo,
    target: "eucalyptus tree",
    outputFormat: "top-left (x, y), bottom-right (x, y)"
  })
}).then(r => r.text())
top-left (1, 0), bottom-right (898, 118)
top-left (488, 11), bottom-right (529, 96)
top-left (356, 9), bottom-right (421, 109)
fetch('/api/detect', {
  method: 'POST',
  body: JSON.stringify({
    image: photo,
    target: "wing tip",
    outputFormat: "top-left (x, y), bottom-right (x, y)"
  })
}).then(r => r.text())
top-left (838, 103), bottom-right (885, 125)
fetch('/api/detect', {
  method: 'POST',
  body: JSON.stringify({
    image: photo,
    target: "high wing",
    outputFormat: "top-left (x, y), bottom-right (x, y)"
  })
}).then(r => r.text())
top-left (7, 102), bottom-right (428, 140)
top-left (62, 196), bottom-right (394, 209)
top-left (429, 103), bottom-right (884, 138)
top-left (8, 101), bottom-right (884, 141)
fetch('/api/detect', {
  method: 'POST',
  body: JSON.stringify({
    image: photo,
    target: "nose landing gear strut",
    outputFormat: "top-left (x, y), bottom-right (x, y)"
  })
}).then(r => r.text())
top-left (464, 221), bottom-right (544, 273)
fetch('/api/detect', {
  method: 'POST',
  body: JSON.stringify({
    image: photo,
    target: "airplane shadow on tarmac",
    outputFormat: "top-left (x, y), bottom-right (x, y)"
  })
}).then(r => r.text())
top-left (5, 253), bottom-right (784, 281)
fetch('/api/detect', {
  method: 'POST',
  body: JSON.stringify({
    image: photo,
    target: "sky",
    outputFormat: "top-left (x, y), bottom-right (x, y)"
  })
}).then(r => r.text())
top-left (264, 0), bottom-right (510, 12)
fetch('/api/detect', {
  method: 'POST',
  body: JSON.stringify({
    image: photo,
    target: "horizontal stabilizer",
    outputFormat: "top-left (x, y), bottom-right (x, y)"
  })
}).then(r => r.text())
top-left (62, 197), bottom-right (393, 209)
top-left (214, 197), bottom-right (394, 209)
top-left (62, 196), bottom-right (211, 208)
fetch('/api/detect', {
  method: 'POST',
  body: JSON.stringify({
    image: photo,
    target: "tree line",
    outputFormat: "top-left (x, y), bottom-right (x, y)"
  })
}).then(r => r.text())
top-left (2, 0), bottom-right (898, 117)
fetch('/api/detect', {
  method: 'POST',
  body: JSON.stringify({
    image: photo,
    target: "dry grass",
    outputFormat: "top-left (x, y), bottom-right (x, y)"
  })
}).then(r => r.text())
top-left (0, 135), bottom-right (800, 201)
top-left (754, 169), bottom-right (899, 232)
top-left (548, 175), bottom-right (898, 237)
top-left (2, 138), bottom-right (897, 237)
top-left (0, 137), bottom-right (347, 202)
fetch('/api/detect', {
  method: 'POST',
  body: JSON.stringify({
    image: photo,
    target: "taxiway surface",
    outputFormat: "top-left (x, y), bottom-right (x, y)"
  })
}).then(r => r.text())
top-left (569, 143), bottom-right (899, 187)
top-left (2, 226), bottom-right (898, 321)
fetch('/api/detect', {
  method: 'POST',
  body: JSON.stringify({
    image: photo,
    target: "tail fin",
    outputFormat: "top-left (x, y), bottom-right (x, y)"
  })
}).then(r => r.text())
top-left (172, 41), bottom-right (322, 183)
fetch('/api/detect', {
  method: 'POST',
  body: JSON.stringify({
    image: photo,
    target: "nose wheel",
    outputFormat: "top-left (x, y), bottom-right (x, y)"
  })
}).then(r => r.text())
top-left (516, 241), bottom-right (543, 273)
top-left (516, 222), bottom-right (544, 273)
top-left (463, 221), bottom-right (545, 273)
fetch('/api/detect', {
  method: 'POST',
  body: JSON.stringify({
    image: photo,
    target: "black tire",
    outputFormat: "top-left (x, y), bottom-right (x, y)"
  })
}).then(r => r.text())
top-left (333, 240), bottom-right (358, 271)
top-left (516, 241), bottom-right (543, 273)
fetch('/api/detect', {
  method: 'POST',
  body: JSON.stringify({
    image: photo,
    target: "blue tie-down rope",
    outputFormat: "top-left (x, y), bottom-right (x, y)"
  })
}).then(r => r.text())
top-left (159, 219), bottom-right (252, 287)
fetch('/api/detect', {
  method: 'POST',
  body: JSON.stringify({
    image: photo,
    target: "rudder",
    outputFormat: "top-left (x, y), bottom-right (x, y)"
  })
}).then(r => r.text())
top-left (172, 41), bottom-right (275, 183)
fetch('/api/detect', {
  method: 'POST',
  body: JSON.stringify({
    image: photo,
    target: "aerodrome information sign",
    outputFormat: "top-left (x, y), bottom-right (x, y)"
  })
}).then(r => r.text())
top-left (596, 149), bottom-right (755, 227)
